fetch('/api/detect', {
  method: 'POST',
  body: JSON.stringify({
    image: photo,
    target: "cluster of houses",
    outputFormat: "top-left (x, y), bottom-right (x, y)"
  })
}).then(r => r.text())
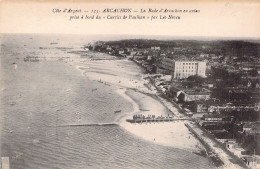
top-left (89, 41), bottom-right (259, 119)
top-left (89, 41), bottom-right (260, 165)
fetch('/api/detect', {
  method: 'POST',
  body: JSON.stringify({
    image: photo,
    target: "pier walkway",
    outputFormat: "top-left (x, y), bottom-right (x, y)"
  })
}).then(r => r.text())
top-left (126, 114), bottom-right (190, 123)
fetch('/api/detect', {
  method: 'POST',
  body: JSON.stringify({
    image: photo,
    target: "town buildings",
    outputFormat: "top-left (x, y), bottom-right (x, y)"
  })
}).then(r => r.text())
top-left (190, 100), bottom-right (260, 113)
top-left (167, 86), bottom-right (211, 102)
top-left (157, 58), bottom-right (206, 79)
top-left (173, 60), bottom-right (206, 79)
top-left (90, 39), bottom-right (260, 166)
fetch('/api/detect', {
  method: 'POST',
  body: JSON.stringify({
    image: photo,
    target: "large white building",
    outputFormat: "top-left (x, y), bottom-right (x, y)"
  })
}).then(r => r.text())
top-left (158, 58), bottom-right (206, 79)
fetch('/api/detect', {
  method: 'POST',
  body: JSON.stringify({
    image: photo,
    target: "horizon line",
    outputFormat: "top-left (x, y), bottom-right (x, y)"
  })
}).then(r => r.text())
top-left (1, 32), bottom-right (260, 41)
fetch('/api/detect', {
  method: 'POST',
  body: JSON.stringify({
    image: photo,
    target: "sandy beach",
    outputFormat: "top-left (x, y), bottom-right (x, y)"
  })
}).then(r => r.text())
top-left (74, 51), bottom-right (249, 169)
top-left (74, 54), bottom-right (206, 153)
top-left (118, 89), bottom-right (203, 152)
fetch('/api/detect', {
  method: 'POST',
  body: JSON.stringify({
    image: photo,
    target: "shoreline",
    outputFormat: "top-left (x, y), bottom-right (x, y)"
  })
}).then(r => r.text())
top-left (116, 88), bottom-right (206, 153)
top-left (86, 51), bottom-right (248, 168)
top-left (129, 57), bottom-right (249, 169)
top-left (73, 52), bottom-right (230, 167)
top-left (1, 35), bottom-right (237, 169)
top-left (73, 55), bottom-right (206, 153)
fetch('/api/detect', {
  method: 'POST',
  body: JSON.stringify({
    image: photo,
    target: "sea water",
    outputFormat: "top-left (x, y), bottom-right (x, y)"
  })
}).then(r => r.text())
top-left (0, 34), bottom-right (214, 169)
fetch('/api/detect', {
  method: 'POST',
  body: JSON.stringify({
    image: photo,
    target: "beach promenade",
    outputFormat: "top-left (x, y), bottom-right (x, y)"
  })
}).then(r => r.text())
top-left (73, 50), bottom-right (248, 168)
top-left (187, 123), bottom-right (248, 169)
top-left (130, 57), bottom-right (249, 169)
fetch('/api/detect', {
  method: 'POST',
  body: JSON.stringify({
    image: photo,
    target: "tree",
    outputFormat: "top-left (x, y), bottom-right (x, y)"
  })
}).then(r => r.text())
top-left (250, 69), bottom-right (258, 77)
top-left (187, 75), bottom-right (205, 86)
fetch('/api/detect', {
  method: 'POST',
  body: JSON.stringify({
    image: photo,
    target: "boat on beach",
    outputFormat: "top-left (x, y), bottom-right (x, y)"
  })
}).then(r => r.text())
top-left (114, 110), bottom-right (121, 113)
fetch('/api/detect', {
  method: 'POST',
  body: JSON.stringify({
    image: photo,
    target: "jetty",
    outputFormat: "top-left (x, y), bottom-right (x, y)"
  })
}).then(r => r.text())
top-left (127, 114), bottom-right (189, 123)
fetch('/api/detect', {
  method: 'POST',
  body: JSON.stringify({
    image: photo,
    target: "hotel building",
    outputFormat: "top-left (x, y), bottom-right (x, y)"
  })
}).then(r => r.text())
top-left (158, 58), bottom-right (206, 79)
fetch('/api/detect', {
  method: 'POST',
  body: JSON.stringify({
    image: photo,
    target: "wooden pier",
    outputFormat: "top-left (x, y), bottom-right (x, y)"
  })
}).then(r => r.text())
top-left (127, 114), bottom-right (189, 123)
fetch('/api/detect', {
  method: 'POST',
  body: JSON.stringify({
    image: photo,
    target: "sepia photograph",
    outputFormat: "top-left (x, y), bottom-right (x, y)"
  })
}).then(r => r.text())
top-left (0, 0), bottom-right (260, 168)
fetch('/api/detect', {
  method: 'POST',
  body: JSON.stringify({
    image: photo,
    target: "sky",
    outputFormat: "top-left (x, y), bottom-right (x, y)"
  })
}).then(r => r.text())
top-left (0, 0), bottom-right (260, 39)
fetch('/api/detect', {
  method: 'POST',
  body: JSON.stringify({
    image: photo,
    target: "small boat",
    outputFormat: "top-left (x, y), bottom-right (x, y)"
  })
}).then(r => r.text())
top-left (139, 109), bottom-right (149, 111)
top-left (114, 110), bottom-right (121, 113)
top-left (50, 42), bottom-right (58, 45)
